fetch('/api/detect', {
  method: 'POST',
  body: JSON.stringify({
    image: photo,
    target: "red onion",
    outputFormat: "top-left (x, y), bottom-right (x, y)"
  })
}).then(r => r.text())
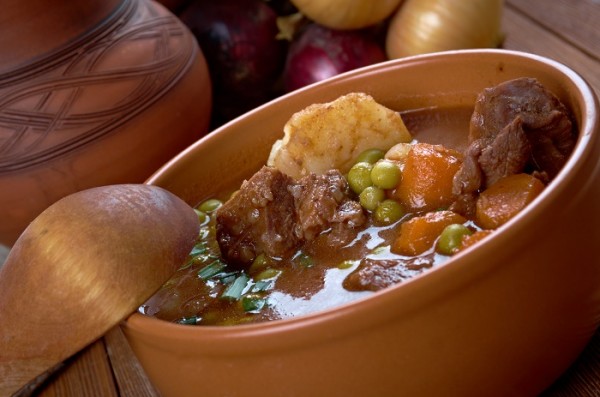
top-left (283, 23), bottom-right (387, 92)
top-left (180, 0), bottom-right (286, 125)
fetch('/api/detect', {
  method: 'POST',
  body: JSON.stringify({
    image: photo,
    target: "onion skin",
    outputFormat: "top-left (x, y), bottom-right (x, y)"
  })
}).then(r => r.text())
top-left (291, 0), bottom-right (403, 30)
top-left (180, 0), bottom-right (286, 125)
top-left (154, 0), bottom-right (187, 13)
top-left (385, 0), bottom-right (504, 59)
top-left (283, 23), bottom-right (387, 92)
top-left (266, 0), bottom-right (298, 15)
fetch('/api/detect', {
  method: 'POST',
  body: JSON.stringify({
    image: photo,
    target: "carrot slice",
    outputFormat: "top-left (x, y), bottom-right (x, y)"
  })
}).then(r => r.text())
top-left (475, 173), bottom-right (545, 229)
top-left (457, 229), bottom-right (495, 252)
top-left (393, 143), bottom-right (463, 212)
top-left (392, 210), bottom-right (467, 256)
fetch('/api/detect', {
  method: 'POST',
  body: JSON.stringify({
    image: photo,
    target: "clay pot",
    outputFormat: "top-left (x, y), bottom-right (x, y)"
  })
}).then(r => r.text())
top-left (124, 50), bottom-right (600, 396)
top-left (0, 0), bottom-right (212, 246)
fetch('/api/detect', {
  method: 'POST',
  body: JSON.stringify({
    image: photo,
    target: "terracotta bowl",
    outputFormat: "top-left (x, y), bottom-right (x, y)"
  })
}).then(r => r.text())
top-left (124, 49), bottom-right (600, 397)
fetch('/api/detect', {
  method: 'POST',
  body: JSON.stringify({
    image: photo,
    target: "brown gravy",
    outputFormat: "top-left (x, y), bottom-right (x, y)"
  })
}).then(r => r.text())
top-left (140, 106), bottom-right (473, 325)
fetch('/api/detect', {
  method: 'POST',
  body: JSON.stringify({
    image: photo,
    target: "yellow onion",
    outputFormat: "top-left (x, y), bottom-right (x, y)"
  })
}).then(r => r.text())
top-left (386, 0), bottom-right (503, 59)
top-left (291, 0), bottom-right (403, 30)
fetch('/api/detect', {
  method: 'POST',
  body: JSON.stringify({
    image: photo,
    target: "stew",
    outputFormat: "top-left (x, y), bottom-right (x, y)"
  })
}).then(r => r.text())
top-left (140, 78), bottom-right (575, 326)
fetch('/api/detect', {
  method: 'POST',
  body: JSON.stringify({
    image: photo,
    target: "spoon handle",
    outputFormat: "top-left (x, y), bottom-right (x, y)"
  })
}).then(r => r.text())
top-left (11, 363), bottom-right (66, 397)
top-left (8, 341), bottom-right (115, 396)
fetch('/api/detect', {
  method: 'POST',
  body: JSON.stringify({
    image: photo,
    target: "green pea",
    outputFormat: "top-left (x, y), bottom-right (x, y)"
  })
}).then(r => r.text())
top-left (193, 209), bottom-right (209, 226)
top-left (437, 224), bottom-right (473, 255)
top-left (371, 160), bottom-right (401, 189)
top-left (199, 198), bottom-right (222, 213)
top-left (355, 148), bottom-right (385, 164)
top-left (359, 186), bottom-right (385, 211)
top-left (347, 162), bottom-right (373, 194)
top-left (373, 199), bottom-right (405, 224)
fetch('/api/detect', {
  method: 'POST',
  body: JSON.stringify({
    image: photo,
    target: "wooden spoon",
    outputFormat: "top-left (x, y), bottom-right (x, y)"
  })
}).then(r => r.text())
top-left (0, 184), bottom-right (199, 396)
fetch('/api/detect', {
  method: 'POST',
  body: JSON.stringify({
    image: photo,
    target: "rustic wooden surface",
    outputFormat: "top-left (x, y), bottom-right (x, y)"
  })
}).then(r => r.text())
top-left (2, 0), bottom-right (599, 395)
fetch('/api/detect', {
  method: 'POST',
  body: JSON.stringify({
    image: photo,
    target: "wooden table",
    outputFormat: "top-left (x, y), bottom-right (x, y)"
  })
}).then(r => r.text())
top-left (8, 0), bottom-right (600, 395)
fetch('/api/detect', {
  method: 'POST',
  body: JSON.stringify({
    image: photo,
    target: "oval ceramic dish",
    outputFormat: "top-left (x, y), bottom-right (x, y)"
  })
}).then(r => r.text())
top-left (124, 49), bottom-right (600, 397)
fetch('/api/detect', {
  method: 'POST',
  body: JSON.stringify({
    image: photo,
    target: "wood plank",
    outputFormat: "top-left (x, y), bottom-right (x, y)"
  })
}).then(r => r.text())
top-left (501, 7), bottom-right (600, 95)
top-left (35, 340), bottom-right (118, 397)
top-left (104, 326), bottom-right (161, 397)
top-left (506, 0), bottom-right (600, 60)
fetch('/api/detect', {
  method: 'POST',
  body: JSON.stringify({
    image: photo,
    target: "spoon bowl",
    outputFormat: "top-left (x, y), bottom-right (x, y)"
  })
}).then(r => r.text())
top-left (0, 184), bottom-right (199, 396)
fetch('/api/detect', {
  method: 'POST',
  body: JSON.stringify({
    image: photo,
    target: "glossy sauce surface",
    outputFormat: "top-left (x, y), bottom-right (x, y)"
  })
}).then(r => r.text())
top-left (140, 106), bottom-right (472, 325)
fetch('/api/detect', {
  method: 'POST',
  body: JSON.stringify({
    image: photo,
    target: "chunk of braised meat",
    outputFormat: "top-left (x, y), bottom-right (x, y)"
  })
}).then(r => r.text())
top-left (343, 256), bottom-right (434, 292)
top-left (469, 78), bottom-right (575, 177)
top-left (216, 166), bottom-right (299, 267)
top-left (290, 170), bottom-right (365, 241)
top-left (327, 200), bottom-right (368, 246)
top-left (478, 116), bottom-right (532, 186)
top-left (216, 167), bottom-right (366, 269)
top-left (452, 77), bottom-right (575, 214)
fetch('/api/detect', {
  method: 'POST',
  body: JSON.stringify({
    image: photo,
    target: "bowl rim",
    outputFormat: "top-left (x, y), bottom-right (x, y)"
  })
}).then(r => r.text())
top-left (126, 48), bottom-right (599, 351)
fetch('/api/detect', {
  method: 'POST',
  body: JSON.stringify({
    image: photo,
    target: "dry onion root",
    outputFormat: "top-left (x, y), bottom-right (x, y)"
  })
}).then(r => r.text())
top-left (385, 0), bottom-right (504, 59)
top-left (290, 0), bottom-right (403, 30)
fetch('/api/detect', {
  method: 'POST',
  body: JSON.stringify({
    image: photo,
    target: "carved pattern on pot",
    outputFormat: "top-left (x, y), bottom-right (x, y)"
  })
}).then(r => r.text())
top-left (0, 0), bottom-right (196, 172)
